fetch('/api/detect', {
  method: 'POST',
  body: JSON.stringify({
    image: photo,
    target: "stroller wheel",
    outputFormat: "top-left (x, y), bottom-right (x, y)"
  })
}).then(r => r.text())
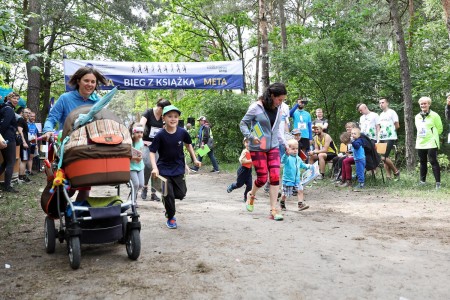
top-left (126, 229), bottom-right (141, 260)
top-left (68, 236), bottom-right (81, 270)
top-left (44, 217), bottom-right (56, 254)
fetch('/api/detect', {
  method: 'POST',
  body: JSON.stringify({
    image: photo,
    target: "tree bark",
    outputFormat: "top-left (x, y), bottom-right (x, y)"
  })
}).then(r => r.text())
top-left (236, 24), bottom-right (247, 94)
top-left (442, 0), bottom-right (450, 40)
top-left (259, 0), bottom-right (270, 91)
top-left (279, 0), bottom-right (287, 50)
top-left (388, 0), bottom-right (416, 171)
top-left (23, 0), bottom-right (41, 118)
top-left (255, 21), bottom-right (261, 95)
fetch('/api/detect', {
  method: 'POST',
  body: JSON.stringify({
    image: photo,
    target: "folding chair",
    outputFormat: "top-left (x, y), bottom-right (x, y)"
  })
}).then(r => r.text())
top-left (370, 142), bottom-right (386, 184)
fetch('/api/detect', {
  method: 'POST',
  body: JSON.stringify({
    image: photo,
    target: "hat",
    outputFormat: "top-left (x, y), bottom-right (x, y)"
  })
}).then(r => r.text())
top-left (291, 128), bottom-right (301, 135)
top-left (163, 105), bottom-right (181, 116)
top-left (197, 116), bottom-right (206, 121)
top-left (312, 123), bottom-right (324, 129)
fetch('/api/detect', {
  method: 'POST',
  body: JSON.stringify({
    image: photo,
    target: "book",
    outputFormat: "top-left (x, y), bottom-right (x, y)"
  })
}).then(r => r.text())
top-left (252, 122), bottom-right (264, 139)
top-left (131, 148), bottom-right (142, 159)
top-left (153, 175), bottom-right (168, 197)
top-left (300, 161), bottom-right (320, 186)
top-left (196, 144), bottom-right (210, 157)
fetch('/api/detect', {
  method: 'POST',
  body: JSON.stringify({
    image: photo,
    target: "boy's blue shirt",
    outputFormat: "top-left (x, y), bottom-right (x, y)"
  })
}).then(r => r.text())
top-left (351, 137), bottom-right (366, 161)
top-left (281, 153), bottom-right (309, 186)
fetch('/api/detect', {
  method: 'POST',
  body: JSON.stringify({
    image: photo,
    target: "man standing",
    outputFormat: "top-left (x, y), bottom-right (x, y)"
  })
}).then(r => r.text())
top-left (27, 110), bottom-right (39, 176)
top-left (378, 98), bottom-right (400, 180)
top-left (312, 108), bottom-right (329, 133)
top-left (357, 103), bottom-right (380, 142)
top-left (190, 116), bottom-right (219, 173)
top-left (308, 123), bottom-right (338, 179)
top-left (290, 97), bottom-right (313, 154)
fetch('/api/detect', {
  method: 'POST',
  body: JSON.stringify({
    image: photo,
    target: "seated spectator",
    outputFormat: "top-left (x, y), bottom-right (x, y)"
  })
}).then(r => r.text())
top-left (332, 122), bottom-right (358, 181)
top-left (308, 123), bottom-right (338, 179)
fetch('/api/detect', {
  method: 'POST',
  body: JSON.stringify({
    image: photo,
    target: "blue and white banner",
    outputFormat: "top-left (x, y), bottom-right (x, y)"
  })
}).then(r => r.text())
top-left (64, 59), bottom-right (244, 91)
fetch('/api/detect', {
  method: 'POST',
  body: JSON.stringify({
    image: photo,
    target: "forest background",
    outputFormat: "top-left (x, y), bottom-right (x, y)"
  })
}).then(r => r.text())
top-left (2, 0), bottom-right (450, 170)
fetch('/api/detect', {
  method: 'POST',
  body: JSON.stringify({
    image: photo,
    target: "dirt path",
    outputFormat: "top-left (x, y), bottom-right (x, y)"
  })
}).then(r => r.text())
top-left (1, 171), bottom-right (450, 299)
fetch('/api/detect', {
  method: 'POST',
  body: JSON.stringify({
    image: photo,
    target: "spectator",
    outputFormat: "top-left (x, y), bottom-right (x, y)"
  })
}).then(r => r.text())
top-left (415, 96), bottom-right (443, 189)
top-left (312, 108), bottom-right (329, 132)
top-left (290, 97), bottom-right (313, 153)
top-left (308, 123), bottom-right (338, 179)
top-left (0, 92), bottom-right (20, 193)
top-left (17, 107), bottom-right (31, 183)
top-left (27, 110), bottom-right (39, 176)
top-left (349, 127), bottom-right (366, 192)
top-left (190, 116), bottom-right (220, 173)
top-left (378, 98), bottom-right (400, 180)
top-left (42, 66), bottom-right (108, 201)
top-left (357, 103), bottom-right (380, 142)
top-left (139, 98), bottom-right (172, 201)
top-left (240, 82), bottom-right (287, 221)
top-left (226, 137), bottom-right (252, 203)
top-left (445, 92), bottom-right (450, 121)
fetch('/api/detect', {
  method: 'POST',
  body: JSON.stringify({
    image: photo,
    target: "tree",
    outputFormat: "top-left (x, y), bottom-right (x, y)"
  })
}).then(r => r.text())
top-left (388, 0), bottom-right (415, 171)
top-left (259, 0), bottom-right (269, 90)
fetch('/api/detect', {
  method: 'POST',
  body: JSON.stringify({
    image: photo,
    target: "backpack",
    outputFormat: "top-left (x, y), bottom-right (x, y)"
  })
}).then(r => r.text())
top-left (360, 133), bottom-right (381, 171)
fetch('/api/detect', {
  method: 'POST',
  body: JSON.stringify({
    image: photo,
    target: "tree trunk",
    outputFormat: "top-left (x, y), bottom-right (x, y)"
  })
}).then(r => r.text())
top-left (388, 0), bottom-right (416, 171)
top-left (236, 24), bottom-right (247, 94)
top-left (259, 0), bottom-right (270, 91)
top-left (255, 22), bottom-right (261, 95)
top-left (279, 0), bottom-right (287, 50)
top-left (442, 0), bottom-right (450, 40)
top-left (23, 0), bottom-right (41, 116)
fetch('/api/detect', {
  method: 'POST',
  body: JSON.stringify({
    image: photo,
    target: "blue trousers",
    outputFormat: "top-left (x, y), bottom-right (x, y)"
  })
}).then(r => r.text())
top-left (229, 166), bottom-right (252, 200)
top-left (194, 148), bottom-right (219, 171)
top-left (355, 159), bottom-right (366, 184)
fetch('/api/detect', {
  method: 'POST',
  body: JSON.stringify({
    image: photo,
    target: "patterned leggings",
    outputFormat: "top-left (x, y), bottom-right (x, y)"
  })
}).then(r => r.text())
top-left (250, 148), bottom-right (280, 188)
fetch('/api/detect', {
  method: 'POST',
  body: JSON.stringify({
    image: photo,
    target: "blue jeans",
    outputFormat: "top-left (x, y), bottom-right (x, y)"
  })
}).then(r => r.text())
top-left (193, 148), bottom-right (219, 171)
top-left (229, 166), bottom-right (252, 200)
top-left (355, 159), bottom-right (366, 184)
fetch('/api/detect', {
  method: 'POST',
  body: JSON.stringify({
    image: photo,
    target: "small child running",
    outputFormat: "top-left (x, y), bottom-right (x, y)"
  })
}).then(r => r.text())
top-left (280, 139), bottom-right (313, 211)
top-left (149, 105), bottom-right (201, 229)
top-left (227, 137), bottom-right (252, 202)
top-left (130, 123), bottom-right (145, 206)
top-left (350, 127), bottom-right (366, 191)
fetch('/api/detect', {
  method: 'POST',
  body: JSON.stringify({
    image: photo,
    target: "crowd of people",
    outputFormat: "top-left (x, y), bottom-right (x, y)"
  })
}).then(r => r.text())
top-left (1, 67), bottom-right (448, 226)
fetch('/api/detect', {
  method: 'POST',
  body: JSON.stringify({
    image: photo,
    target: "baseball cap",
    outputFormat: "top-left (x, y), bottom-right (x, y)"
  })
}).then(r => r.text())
top-left (197, 116), bottom-right (206, 121)
top-left (312, 123), bottom-right (324, 129)
top-left (291, 128), bottom-right (301, 135)
top-left (162, 105), bottom-right (181, 116)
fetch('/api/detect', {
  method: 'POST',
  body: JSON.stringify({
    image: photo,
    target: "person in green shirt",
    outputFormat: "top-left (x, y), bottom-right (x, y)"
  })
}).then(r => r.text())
top-left (415, 96), bottom-right (443, 189)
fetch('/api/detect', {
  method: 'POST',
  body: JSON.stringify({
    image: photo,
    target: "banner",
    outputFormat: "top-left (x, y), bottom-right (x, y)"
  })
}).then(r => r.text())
top-left (64, 59), bottom-right (244, 91)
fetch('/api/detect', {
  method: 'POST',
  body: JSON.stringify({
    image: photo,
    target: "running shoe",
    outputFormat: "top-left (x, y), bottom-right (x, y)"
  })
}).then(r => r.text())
top-left (166, 217), bottom-right (177, 229)
top-left (298, 202), bottom-right (309, 211)
top-left (270, 208), bottom-right (283, 221)
top-left (141, 187), bottom-right (148, 200)
top-left (227, 184), bottom-right (233, 193)
top-left (280, 201), bottom-right (286, 211)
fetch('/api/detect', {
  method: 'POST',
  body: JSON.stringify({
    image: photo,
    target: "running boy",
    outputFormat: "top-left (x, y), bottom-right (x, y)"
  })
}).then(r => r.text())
top-left (280, 139), bottom-right (313, 211)
top-left (227, 137), bottom-right (252, 202)
top-left (350, 127), bottom-right (366, 191)
top-left (149, 105), bottom-right (201, 229)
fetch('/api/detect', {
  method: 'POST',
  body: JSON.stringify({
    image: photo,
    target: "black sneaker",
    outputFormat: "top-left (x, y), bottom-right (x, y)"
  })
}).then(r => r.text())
top-left (4, 186), bottom-right (19, 193)
top-left (141, 187), bottom-right (148, 200)
top-left (189, 167), bottom-right (198, 173)
top-left (150, 193), bottom-right (161, 201)
top-left (280, 201), bottom-right (286, 211)
top-left (210, 170), bottom-right (220, 173)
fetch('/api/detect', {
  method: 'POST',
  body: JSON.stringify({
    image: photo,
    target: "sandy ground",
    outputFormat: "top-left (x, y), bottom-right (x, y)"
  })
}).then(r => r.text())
top-left (1, 171), bottom-right (450, 300)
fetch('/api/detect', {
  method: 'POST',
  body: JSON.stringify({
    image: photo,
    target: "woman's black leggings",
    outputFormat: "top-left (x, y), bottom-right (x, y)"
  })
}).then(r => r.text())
top-left (0, 141), bottom-right (17, 188)
top-left (417, 148), bottom-right (440, 183)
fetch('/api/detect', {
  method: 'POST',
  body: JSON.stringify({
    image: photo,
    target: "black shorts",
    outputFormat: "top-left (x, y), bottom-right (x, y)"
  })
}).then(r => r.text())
top-left (379, 140), bottom-right (396, 157)
top-left (325, 153), bottom-right (337, 161)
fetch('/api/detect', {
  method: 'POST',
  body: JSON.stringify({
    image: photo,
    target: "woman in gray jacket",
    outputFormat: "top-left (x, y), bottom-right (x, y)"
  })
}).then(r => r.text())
top-left (240, 83), bottom-right (288, 221)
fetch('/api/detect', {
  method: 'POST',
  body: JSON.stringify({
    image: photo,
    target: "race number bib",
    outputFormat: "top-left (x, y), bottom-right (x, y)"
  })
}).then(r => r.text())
top-left (149, 126), bottom-right (162, 139)
top-left (298, 122), bottom-right (307, 130)
top-left (417, 126), bottom-right (427, 137)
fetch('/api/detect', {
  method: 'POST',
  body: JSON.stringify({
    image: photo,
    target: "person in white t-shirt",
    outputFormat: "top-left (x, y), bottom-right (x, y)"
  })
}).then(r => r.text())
top-left (378, 98), bottom-right (400, 180)
top-left (357, 103), bottom-right (380, 142)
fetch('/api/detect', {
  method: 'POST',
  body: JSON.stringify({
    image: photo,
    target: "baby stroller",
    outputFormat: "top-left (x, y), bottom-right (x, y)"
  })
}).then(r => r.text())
top-left (40, 105), bottom-right (141, 270)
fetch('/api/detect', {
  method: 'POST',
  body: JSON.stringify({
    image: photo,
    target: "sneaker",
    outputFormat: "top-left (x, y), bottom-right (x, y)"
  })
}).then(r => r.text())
top-left (436, 182), bottom-right (441, 190)
top-left (227, 184), bottom-right (233, 193)
top-left (4, 186), bottom-right (19, 193)
top-left (166, 217), bottom-right (177, 229)
top-left (353, 183), bottom-right (364, 192)
top-left (246, 192), bottom-right (255, 212)
top-left (419, 181), bottom-right (426, 186)
top-left (189, 167), bottom-right (198, 173)
top-left (23, 176), bottom-right (31, 183)
top-left (280, 201), bottom-right (286, 211)
top-left (298, 202), bottom-right (309, 211)
top-left (316, 174), bottom-right (323, 180)
top-left (270, 208), bottom-right (283, 221)
top-left (394, 170), bottom-right (400, 181)
top-left (26, 170), bottom-right (35, 176)
top-left (338, 181), bottom-right (351, 188)
top-left (210, 170), bottom-right (220, 173)
top-left (150, 193), bottom-right (161, 201)
top-left (141, 187), bottom-right (148, 200)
